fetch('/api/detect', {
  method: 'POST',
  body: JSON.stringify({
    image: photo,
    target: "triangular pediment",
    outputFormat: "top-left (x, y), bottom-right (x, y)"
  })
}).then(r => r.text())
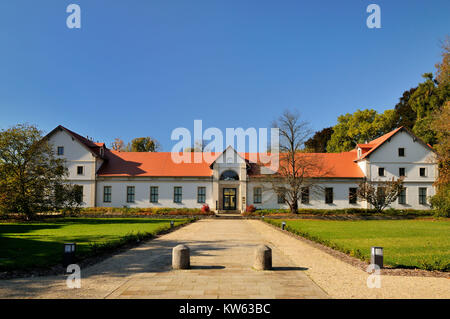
top-left (210, 145), bottom-right (246, 167)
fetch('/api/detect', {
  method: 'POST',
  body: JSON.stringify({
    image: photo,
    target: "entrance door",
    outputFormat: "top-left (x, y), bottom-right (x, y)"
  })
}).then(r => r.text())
top-left (223, 188), bottom-right (236, 210)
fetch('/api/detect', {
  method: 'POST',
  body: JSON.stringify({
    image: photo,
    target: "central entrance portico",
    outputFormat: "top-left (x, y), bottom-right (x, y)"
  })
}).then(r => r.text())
top-left (211, 146), bottom-right (249, 213)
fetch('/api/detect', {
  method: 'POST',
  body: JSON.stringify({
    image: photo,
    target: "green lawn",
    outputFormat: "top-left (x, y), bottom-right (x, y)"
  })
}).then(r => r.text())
top-left (266, 219), bottom-right (450, 271)
top-left (0, 218), bottom-right (191, 271)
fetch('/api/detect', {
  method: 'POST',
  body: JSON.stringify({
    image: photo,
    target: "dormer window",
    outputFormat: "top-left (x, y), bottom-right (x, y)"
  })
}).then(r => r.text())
top-left (398, 148), bottom-right (405, 157)
top-left (358, 148), bottom-right (362, 157)
top-left (57, 146), bottom-right (64, 155)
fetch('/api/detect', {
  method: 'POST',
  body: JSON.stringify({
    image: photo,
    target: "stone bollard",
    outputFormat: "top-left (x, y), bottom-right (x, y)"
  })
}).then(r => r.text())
top-left (172, 244), bottom-right (190, 269)
top-left (254, 245), bottom-right (272, 270)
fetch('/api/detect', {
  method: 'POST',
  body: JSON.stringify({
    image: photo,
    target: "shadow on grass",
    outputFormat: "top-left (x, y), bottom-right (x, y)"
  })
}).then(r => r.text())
top-left (0, 224), bottom-right (63, 235)
top-left (44, 218), bottom-right (182, 225)
top-left (0, 218), bottom-right (180, 235)
top-left (0, 236), bottom-right (64, 270)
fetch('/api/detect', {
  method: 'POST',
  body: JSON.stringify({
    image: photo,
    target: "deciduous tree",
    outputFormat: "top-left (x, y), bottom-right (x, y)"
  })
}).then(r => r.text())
top-left (408, 73), bottom-right (448, 145)
top-left (264, 110), bottom-right (329, 214)
top-left (392, 87), bottom-right (417, 130)
top-left (357, 177), bottom-right (404, 213)
top-left (430, 101), bottom-right (450, 216)
top-left (130, 137), bottom-right (161, 152)
top-left (0, 124), bottom-right (82, 219)
top-left (111, 138), bottom-right (126, 151)
top-left (435, 36), bottom-right (450, 87)
top-left (327, 109), bottom-right (396, 153)
top-left (304, 127), bottom-right (333, 153)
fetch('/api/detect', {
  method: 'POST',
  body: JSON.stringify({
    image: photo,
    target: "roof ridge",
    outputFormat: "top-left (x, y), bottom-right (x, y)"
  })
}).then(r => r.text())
top-left (368, 126), bottom-right (403, 145)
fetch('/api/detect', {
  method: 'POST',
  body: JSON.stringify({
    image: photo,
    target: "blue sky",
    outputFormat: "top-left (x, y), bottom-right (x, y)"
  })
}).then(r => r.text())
top-left (0, 0), bottom-right (449, 150)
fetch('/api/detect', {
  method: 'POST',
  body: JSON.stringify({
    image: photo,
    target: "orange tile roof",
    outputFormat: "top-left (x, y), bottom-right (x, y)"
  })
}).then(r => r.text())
top-left (356, 127), bottom-right (405, 160)
top-left (302, 151), bottom-right (364, 178)
top-left (97, 150), bottom-right (216, 177)
top-left (356, 143), bottom-right (373, 148)
top-left (97, 149), bottom-right (364, 178)
top-left (245, 151), bottom-right (363, 178)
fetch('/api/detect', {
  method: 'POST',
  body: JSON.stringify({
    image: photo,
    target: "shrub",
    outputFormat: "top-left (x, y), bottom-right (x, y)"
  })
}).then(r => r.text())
top-left (430, 186), bottom-right (450, 217)
top-left (75, 207), bottom-right (212, 216)
top-left (201, 204), bottom-right (210, 213)
top-left (246, 205), bottom-right (256, 213)
top-left (418, 257), bottom-right (450, 272)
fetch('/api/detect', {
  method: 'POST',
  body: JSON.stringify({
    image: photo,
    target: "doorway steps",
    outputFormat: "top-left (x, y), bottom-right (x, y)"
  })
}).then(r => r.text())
top-left (215, 211), bottom-right (244, 219)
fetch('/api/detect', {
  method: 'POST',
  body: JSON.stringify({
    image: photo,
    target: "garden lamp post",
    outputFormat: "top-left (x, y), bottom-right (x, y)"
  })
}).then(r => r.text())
top-left (371, 246), bottom-right (383, 268)
top-left (63, 243), bottom-right (76, 268)
top-left (281, 221), bottom-right (286, 230)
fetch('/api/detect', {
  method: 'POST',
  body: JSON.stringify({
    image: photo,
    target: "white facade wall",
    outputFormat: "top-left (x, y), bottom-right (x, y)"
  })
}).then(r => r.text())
top-left (248, 180), bottom-right (364, 210)
top-left (362, 130), bottom-right (436, 208)
top-left (47, 129), bottom-right (97, 207)
top-left (386, 182), bottom-right (434, 209)
top-left (96, 178), bottom-right (213, 209)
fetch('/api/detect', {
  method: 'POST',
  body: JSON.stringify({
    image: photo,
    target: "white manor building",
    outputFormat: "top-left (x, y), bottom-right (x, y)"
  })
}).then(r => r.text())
top-left (46, 125), bottom-right (437, 212)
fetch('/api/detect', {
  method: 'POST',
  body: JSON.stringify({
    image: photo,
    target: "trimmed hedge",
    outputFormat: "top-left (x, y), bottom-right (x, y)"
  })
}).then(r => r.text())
top-left (243, 208), bottom-right (434, 217)
top-left (64, 207), bottom-right (214, 216)
top-left (80, 207), bottom-right (214, 215)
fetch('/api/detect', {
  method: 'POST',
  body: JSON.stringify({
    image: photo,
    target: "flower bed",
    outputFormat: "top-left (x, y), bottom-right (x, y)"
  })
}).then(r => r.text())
top-left (77, 207), bottom-right (215, 216)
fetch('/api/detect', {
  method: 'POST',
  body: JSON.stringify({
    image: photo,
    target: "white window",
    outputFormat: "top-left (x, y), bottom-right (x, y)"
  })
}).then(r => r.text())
top-left (419, 188), bottom-right (427, 205)
top-left (127, 186), bottom-right (135, 203)
top-left (419, 168), bottom-right (426, 177)
top-left (253, 187), bottom-right (262, 204)
top-left (150, 186), bottom-right (158, 203)
top-left (398, 188), bottom-right (406, 205)
top-left (103, 186), bottom-right (112, 203)
top-left (174, 187), bottom-right (182, 203)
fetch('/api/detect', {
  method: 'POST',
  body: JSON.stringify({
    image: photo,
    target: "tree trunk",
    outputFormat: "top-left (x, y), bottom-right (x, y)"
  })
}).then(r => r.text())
top-left (291, 200), bottom-right (298, 214)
